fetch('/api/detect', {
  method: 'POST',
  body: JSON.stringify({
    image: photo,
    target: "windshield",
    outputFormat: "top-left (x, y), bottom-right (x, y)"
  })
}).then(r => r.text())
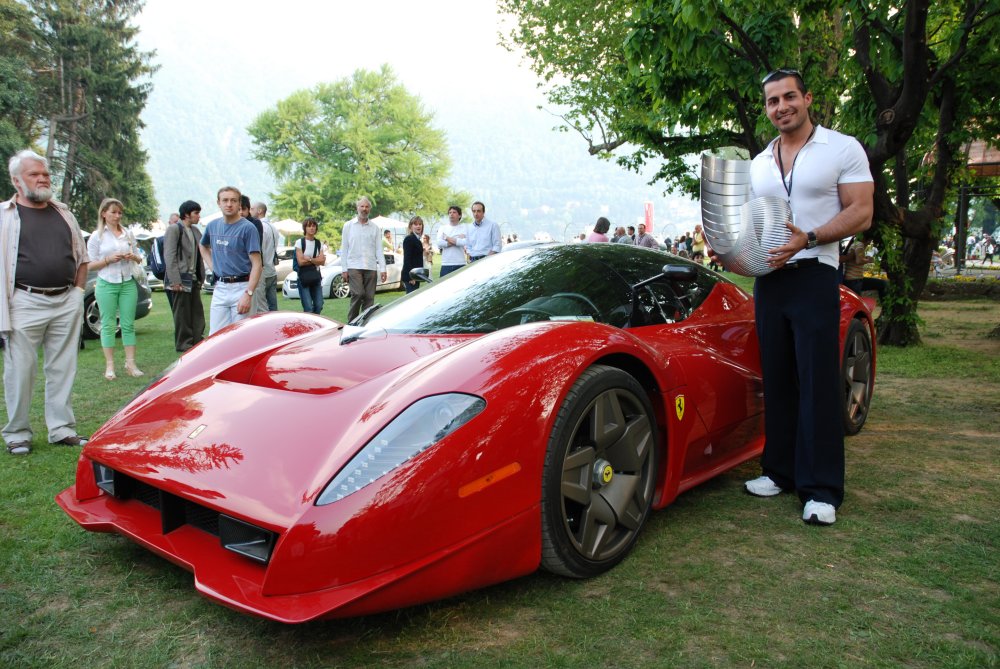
top-left (360, 245), bottom-right (721, 335)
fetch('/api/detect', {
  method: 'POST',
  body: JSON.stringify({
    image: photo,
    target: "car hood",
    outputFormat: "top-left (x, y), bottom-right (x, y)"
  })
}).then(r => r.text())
top-left (83, 329), bottom-right (476, 530)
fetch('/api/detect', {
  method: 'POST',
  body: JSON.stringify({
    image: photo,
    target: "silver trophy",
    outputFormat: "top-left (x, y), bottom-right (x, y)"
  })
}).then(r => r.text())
top-left (700, 154), bottom-right (792, 276)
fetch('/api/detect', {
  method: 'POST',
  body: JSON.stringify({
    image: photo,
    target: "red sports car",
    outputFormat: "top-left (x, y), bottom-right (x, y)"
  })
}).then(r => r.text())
top-left (57, 244), bottom-right (875, 623)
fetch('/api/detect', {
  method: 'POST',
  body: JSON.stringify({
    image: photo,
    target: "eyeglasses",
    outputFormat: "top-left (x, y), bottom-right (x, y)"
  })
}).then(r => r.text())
top-left (761, 68), bottom-right (801, 85)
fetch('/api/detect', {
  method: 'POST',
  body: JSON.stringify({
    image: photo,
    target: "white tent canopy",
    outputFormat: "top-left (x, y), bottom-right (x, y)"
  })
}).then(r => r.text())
top-left (271, 218), bottom-right (303, 237)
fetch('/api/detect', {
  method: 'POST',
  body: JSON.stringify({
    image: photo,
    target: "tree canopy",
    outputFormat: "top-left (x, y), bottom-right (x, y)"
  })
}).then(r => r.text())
top-left (501, 0), bottom-right (1000, 345)
top-left (249, 65), bottom-right (466, 234)
top-left (1, 0), bottom-right (157, 228)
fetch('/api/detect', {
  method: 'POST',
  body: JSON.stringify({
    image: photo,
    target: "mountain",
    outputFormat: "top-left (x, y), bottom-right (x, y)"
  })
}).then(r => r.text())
top-left (137, 28), bottom-right (700, 241)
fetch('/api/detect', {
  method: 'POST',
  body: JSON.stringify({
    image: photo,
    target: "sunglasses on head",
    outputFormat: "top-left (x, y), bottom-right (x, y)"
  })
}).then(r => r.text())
top-left (761, 68), bottom-right (801, 85)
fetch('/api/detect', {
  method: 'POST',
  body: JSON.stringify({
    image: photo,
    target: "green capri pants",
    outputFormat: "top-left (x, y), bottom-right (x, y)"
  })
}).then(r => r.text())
top-left (95, 277), bottom-right (138, 347)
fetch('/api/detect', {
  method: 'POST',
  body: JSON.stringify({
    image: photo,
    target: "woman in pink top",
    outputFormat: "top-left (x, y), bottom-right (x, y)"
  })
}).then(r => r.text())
top-left (585, 217), bottom-right (611, 243)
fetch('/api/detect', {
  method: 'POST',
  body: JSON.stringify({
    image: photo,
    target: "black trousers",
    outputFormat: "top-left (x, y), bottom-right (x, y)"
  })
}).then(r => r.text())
top-left (171, 287), bottom-right (205, 352)
top-left (754, 263), bottom-right (844, 507)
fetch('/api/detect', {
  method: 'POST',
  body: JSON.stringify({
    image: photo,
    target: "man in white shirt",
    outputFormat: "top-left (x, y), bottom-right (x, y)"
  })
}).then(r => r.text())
top-left (466, 201), bottom-right (502, 261)
top-left (251, 201), bottom-right (280, 312)
top-left (340, 196), bottom-right (386, 322)
top-left (436, 205), bottom-right (469, 276)
top-left (741, 69), bottom-right (873, 527)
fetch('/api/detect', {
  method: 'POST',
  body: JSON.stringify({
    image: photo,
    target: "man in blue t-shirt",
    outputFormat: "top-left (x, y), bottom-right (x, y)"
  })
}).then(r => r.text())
top-left (199, 186), bottom-right (262, 335)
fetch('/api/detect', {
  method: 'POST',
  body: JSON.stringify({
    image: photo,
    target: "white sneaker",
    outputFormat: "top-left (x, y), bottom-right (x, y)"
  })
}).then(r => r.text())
top-left (802, 500), bottom-right (836, 526)
top-left (744, 476), bottom-right (783, 497)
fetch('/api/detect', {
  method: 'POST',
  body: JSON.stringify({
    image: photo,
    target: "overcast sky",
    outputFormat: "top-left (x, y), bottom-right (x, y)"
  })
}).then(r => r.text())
top-left (136, 0), bottom-right (542, 109)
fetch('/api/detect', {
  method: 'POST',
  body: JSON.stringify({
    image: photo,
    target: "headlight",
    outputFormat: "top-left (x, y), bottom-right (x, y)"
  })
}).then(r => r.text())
top-left (316, 393), bottom-right (486, 505)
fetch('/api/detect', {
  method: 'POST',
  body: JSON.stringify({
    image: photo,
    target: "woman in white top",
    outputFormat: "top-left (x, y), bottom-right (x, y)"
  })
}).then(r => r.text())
top-left (86, 198), bottom-right (145, 380)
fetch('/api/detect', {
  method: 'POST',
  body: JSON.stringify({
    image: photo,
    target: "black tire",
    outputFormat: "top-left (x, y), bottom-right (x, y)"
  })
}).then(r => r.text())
top-left (541, 365), bottom-right (658, 578)
top-left (330, 275), bottom-right (350, 299)
top-left (842, 319), bottom-right (874, 435)
top-left (82, 294), bottom-right (101, 340)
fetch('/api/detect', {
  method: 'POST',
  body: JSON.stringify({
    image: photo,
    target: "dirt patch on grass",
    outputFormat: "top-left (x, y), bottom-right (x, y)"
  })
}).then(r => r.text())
top-left (918, 301), bottom-right (1000, 353)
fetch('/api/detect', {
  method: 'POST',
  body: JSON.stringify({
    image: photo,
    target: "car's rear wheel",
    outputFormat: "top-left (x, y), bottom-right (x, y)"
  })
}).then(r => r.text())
top-left (842, 319), bottom-right (873, 435)
top-left (331, 275), bottom-right (350, 299)
top-left (541, 365), bottom-right (657, 578)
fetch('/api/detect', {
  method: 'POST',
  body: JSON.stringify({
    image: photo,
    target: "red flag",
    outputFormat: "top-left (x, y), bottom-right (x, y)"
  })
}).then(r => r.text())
top-left (644, 202), bottom-right (654, 233)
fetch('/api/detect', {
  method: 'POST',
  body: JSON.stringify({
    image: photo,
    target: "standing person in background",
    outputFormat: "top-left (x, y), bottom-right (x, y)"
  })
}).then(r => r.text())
top-left (436, 205), bottom-right (468, 277)
top-left (87, 197), bottom-right (145, 379)
top-left (295, 217), bottom-right (326, 314)
top-left (340, 196), bottom-right (386, 322)
top-left (627, 225), bottom-right (637, 243)
top-left (635, 223), bottom-right (658, 249)
top-left (1, 149), bottom-right (90, 455)
top-left (164, 200), bottom-right (205, 352)
top-left (691, 224), bottom-right (706, 263)
top-left (466, 201), bottom-right (502, 261)
top-left (251, 201), bottom-right (280, 312)
top-left (611, 226), bottom-right (631, 243)
top-left (741, 69), bottom-right (873, 526)
top-left (586, 217), bottom-right (611, 243)
top-left (401, 216), bottom-right (425, 294)
top-left (421, 233), bottom-right (434, 269)
top-left (199, 187), bottom-right (262, 335)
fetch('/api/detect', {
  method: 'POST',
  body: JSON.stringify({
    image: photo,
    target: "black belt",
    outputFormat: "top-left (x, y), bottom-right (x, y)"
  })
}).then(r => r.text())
top-left (216, 274), bottom-right (250, 283)
top-left (15, 283), bottom-right (73, 296)
top-left (469, 255), bottom-right (486, 262)
top-left (784, 258), bottom-right (820, 269)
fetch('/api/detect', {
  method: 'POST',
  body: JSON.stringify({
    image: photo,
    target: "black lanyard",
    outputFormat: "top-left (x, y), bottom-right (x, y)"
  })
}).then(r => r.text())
top-left (776, 126), bottom-right (816, 198)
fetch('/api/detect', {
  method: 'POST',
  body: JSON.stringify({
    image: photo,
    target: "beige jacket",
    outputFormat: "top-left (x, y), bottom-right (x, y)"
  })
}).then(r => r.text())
top-left (0, 196), bottom-right (89, 335)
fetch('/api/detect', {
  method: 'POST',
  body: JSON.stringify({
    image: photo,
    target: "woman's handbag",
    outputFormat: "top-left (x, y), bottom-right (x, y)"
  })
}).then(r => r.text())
top-left (128, 230), bottom-right (146, 283)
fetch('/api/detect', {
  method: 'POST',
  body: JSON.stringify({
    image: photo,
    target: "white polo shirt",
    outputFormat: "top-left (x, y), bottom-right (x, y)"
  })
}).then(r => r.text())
top-left (750, 125), bottom-right (872, 268)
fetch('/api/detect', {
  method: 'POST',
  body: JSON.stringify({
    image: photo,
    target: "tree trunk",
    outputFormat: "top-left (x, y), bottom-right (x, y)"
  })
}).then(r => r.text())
top-left (877, 208), bottom-right (938, 346)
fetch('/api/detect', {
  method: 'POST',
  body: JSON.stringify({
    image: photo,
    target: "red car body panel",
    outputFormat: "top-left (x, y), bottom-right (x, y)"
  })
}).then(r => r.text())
top-left (57, 251), bottom-right (875, 623)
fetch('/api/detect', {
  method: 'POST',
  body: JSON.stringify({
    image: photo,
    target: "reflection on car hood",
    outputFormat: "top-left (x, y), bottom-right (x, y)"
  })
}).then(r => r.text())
top-left (249, 329), bottom-right (467, 394)
top-left (85, 330), bottom-right (477, 529)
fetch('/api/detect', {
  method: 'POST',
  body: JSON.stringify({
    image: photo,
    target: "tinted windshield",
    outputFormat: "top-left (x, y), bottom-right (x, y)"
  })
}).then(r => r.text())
top-left (362, 245), bottom-right (721, 335)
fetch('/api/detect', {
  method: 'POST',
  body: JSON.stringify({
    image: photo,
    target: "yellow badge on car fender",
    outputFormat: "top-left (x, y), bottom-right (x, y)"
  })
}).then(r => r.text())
top-left (601, 464), bottom-right (613, 484)
top-left (675, 395), bottom-right (685, 421)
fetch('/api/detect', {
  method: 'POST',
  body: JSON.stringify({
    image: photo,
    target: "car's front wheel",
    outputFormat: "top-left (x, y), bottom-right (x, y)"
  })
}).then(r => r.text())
top-left (541, 365), bottom-right (658, 578)
top-left (842, 319), bottom-right (874, 435)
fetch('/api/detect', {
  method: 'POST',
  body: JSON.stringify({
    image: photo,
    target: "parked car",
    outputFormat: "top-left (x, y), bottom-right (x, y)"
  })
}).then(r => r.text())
top-left (83, 269), bottom-right (153, 340)
top-left (145, 269), bottom-right (164, 291)
top-left (282, 252), bottom-right (402, 300)
top-left (57, 244), bottom-right (875, 622)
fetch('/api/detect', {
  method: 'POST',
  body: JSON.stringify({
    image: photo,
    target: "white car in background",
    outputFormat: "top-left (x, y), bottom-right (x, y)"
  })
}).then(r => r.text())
top-left (282, 251), bottom-right (404, 300)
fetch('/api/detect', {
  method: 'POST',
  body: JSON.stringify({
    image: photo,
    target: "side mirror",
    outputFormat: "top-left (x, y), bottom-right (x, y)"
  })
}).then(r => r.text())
top-left (660, 264), bottom-right (697, 281)
top-left (411, 267), bottom-right (433, 283)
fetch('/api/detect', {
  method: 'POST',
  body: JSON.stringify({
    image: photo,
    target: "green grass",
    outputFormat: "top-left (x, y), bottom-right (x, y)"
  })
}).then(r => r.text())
top-left (1, 286), bottom-right (997, 668)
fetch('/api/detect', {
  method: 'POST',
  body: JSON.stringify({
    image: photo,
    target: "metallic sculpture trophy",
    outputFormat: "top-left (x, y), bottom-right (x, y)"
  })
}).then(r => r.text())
top-left (700, 154), bottom-right (792, 276)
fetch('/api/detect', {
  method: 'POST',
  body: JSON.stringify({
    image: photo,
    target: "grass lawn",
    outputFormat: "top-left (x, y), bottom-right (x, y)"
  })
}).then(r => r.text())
top-left (1, 280), bottom-right (997, 668)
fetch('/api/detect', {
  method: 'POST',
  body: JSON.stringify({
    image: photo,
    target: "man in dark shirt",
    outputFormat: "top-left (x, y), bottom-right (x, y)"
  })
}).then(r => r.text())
top-left (1, 150), bottom-right (90, 455)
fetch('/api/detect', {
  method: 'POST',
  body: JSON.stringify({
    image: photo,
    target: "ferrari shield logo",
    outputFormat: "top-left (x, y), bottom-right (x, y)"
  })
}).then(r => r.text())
top-left (675, 395), bottom-right (685, 421)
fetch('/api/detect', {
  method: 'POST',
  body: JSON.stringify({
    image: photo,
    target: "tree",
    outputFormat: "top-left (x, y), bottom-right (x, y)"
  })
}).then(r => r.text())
top-left (27, 0), bottom-right (157, 229)
top-left (501, 0), bottom-right (1000, 345)
top-left (0, 0), bottom-right (41, 161)
top-left (0, 1), bottom-right (157, 227)
top-left (248, 65), bottom-right (465, 235)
